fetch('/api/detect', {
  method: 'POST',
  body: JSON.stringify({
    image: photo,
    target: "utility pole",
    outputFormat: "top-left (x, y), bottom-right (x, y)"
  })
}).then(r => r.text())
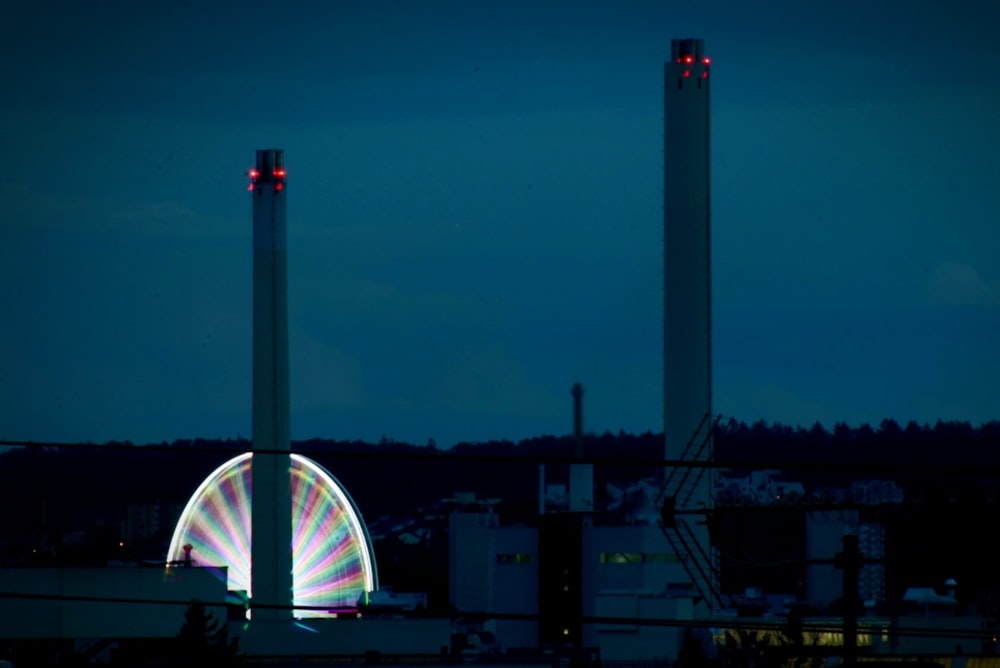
top-left (834, 534), bottom-right (862, 668)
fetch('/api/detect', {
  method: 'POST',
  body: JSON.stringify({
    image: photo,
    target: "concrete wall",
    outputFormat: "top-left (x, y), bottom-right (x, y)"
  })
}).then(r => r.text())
top-left (493, 526), bottom-right (538, 648)
top-left (447, 517), bottom-right (700, 660)
top-left (869, 615), bottom-right (987, 656)
top-left (235, 617), bottom-right (453, 656)
top-left (582, 525), bottom-right (687, 600)
top-left (0, 566), bottom-right (228, 639)
top-left (448, 512), bottom-right (499, 614)
top-left (589, 593), bottom-right (691, 660)
top-left (580, 525), bottom-right (692, 658)
top-left (805, 510), bottom-right (857, 608)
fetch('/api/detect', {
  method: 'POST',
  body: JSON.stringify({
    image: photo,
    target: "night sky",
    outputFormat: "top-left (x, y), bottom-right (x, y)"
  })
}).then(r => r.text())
top-left (2, 1), bottom-right (998, 447)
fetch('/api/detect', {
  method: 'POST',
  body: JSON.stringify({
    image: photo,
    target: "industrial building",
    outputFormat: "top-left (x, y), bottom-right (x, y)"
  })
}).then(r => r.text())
top-left (447, 497), bottom-right (697, 660)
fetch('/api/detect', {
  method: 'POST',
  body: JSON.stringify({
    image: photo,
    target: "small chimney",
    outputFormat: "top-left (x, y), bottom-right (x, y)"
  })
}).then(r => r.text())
top-left (538, 463), bottom-right (546, 516)
top-left (568, 383), bottom-right (593, 512)
top-left (572, 383), bottom-right (584, 459)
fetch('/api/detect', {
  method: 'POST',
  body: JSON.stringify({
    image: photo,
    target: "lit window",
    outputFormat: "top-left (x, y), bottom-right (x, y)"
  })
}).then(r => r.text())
top-left (600, 552), bottom-right (679, 564)
top-left (497, 553), bottom-right (533, 565)
top-left (599, 552), bottom-right (642, 564)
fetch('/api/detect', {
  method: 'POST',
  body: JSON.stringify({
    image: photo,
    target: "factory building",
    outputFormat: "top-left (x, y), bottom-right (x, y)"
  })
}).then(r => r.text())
top-left (446, 492), bottom-right (695, 659)
top-left (445, 36), bottom-right (718, 661)
top-left (447, 384), bottom-right (697, 660)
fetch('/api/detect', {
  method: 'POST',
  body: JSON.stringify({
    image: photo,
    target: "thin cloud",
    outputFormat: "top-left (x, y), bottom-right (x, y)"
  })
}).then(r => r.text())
top-left (927, 262), bottom-right (999, 307)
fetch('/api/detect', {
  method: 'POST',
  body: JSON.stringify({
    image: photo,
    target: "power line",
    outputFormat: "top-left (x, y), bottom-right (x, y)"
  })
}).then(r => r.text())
top-left (0, 590), bottom-right (991, 641)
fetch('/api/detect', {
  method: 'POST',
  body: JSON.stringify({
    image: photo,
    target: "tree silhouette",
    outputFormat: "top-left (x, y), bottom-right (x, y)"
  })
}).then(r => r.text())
top-left (714, 617), bottom-right (826, 668)
top-left (174, 598), bottom-right (240, 667)
top-left (677, 627), bottom-right (715, 668)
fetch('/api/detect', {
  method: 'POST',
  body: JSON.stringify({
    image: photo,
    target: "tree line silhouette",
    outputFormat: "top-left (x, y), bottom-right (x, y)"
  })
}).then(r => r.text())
top-left (1, 419), bottom-right (998, 611)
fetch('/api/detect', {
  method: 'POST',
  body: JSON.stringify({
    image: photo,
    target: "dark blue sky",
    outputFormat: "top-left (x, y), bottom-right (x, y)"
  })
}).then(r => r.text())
top-left (2, 1), bottom-right (998, 446)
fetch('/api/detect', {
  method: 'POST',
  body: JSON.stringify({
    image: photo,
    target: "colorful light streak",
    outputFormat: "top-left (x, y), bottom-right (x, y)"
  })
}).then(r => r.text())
top-left (166, 452), bottom-right (377, 618)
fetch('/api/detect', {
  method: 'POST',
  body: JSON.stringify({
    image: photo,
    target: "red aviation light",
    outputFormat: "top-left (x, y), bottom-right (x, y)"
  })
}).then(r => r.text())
top-left (683, 55), bottom-right (694, 64)
top-left (702, 57), bottom-right (711, 65)
top-left (273, 168), bottom-right (287, 179)
top-left (275, 182), bottom-right (284, 192)
top-left (683, 69), bottom-right (691, 78)
top-left (248, 169), bottom-right (260, 179)
top-left (701, 71), bottom-right (708, 79)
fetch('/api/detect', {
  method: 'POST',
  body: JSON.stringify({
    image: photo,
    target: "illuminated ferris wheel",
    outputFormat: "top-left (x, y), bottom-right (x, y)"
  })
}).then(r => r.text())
top-left (166, 452), bottom-right (378, 618)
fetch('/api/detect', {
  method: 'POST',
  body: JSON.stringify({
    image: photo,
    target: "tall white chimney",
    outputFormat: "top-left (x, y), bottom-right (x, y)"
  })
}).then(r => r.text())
top-left (249, 149), bottom-right (294, 622)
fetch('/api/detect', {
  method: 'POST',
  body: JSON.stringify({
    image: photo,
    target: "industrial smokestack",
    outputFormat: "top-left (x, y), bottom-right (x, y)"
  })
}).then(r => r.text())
top-left (538, 463), bottom-right (546, 516)
top-left (663, 38), bottom-right (717, 606)
top-left (568, 383), bottom-right (592, 513)
top-left (664, 39), bottom-right (712, 500)
top-left (249, 149), bottom-right (294, 622)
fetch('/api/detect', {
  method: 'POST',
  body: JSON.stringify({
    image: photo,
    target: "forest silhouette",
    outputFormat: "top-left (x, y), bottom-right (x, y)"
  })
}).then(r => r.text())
top-left (2, 418), bottom-right (998, 613)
